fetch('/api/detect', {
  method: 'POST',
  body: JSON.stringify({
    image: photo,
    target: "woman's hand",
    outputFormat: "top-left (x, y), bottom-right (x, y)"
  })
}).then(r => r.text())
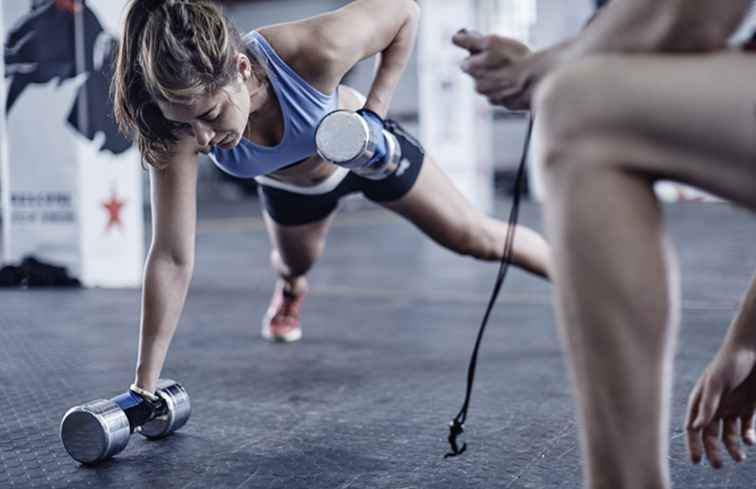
top-left (685, 345), bottom-right (756, 468)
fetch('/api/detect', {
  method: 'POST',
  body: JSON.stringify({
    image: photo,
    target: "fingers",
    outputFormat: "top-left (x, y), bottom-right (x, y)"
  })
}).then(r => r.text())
top-left (693, 380), bottom-right (722, 430)
top-left (452, 29), bottom-right (485, 54)
top-left (742, 412), bottom-right (756, 445)
top-left (686, 384), bottom-right (704, 464)
top-left (472, 71), bottom-right (517, 95)
top-left (461, 50), bottom-right (517, 74)
top-left (685, 382), bottom-right (702, 430)
top-left (723, 417), bottom-right (746, 463)
top-left (703, 421), bottom-right (723, 469)
top-left (687, 427), bottom-right (704, 465)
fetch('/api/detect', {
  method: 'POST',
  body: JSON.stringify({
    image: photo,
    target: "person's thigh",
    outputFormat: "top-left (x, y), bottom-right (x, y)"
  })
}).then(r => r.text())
top-left (257, 184), bottom-right (342, 269)
top-left (359, 120), bottom-right (484, 250)
top-left (535, 50), bottom-right (756, 210)
top-left (380, 153), bottom-right (490, 251)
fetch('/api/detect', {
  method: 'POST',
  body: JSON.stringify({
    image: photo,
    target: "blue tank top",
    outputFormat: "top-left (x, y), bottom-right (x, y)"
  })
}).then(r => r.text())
top-left (208, 31), bottom-right (340, 177)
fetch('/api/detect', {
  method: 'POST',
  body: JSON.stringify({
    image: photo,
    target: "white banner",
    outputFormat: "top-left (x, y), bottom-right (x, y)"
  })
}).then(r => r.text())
top-left (418, 0), bottom-right (494, 213)
top-left (2, 0), bottom-right (144, 287)
top-left (0, 4), bottom-right (7, 259)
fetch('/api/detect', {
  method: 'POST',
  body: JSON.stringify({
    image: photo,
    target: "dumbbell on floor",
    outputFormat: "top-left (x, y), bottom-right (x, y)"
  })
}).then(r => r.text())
top-left (59, 379), bottom-right (191, 464)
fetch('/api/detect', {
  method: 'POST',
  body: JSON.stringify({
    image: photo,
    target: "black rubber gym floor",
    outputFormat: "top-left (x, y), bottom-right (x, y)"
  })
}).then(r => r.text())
top-left (2, 197), bottom-right (755, 488)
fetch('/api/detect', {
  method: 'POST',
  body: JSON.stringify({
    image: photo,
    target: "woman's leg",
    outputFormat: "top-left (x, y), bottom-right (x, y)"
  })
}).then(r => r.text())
top-left (263, 210), bottom-right (335, 294)
top-left (534, 51), bottom-right (756, 489)
top-left (256, 178), bottom-right (341, 343)
top-left (260, 210), bottom-right (335, 342)
top-left (381, 154), bottom-right (551, 278)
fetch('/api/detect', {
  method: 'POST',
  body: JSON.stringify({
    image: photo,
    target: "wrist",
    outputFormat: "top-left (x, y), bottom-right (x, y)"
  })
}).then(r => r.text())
top-left (129, 383), bottom-right (160, 403)
top-left (131, 371), bottom-right (159, 398)
top-left (721, 326), bottom-right (756, 356)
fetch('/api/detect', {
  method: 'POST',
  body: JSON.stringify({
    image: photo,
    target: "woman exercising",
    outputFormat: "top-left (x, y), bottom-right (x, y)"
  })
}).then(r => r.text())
top-left (111, 0), bottom-right (550, 395)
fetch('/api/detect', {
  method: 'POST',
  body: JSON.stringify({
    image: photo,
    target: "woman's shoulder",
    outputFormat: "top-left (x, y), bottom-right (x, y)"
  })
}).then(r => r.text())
top-left (255, 23), bottom-right (342, 92)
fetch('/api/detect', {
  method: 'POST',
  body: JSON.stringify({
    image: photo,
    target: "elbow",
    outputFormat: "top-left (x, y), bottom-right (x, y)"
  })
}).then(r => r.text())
top-left (405, 0), bottom-right (420, 27)
top-left (391, 0), bottom-right (419, 26)
top-left (148, 245), bottom-right (195, 275)
top-left (407, 0), bottom-right (420, 18)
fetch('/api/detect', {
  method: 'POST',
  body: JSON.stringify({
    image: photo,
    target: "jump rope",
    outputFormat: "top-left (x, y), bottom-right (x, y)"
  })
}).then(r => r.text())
top-left (445, 113), bottom-right (534, 458)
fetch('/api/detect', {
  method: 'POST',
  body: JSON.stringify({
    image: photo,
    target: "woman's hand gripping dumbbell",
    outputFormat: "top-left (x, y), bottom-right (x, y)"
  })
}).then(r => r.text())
top-left (315, 108), bottom-right (403, 180)
top-left (59, 379), bottom-right (191, 464)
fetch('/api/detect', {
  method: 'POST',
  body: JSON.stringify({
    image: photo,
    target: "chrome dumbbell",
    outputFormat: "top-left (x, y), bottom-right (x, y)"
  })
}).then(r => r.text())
top-left (60, 379), bottom-right (191, 464)
top-left (315, 109), bottom-right (403, 180)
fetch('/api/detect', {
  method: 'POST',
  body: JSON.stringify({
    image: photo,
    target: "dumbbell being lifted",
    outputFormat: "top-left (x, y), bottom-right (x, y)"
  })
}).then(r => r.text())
top-left (59, 379), bottom-right (191, 464)
top-left (315, 109), bottom-right (403, 180)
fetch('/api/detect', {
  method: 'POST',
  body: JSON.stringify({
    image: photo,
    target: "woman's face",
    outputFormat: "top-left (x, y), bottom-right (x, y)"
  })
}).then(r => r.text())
top-left (158, 54), bottom-right (267, 150)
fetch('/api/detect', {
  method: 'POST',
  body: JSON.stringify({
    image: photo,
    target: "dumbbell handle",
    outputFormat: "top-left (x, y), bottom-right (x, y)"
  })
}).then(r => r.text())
top-left (111, 390), bottom-right (163, 432)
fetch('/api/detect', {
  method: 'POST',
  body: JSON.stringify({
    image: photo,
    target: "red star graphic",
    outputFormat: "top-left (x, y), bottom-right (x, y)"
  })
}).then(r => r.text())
top-left (102, 189), bottom-right (126, 232)
top-left (54, 0), bottom-right (82, 14)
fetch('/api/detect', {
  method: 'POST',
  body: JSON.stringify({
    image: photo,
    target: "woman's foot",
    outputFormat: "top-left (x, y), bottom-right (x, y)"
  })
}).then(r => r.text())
top-left (261, 280), bottom-right (306, 343)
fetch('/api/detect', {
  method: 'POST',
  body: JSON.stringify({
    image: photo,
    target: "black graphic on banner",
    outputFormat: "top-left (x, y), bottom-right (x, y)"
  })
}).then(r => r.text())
top-left (4, 0), bottom-right (132, 154)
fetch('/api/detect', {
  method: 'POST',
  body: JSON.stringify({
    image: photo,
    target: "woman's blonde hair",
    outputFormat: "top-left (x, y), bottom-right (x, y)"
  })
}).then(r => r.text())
top-left (112, 0), bottom-right (264, 167)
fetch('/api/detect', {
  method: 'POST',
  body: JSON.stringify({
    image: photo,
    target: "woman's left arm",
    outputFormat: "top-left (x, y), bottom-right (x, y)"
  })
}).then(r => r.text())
top-left (311, 0), bottom-right (420, 117)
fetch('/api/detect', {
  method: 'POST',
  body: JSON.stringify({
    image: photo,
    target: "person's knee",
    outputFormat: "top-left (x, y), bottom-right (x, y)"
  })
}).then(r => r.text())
top-left (533, 58), bottom-right (618, 174)
top-left (270, 239), bottom-right (325, 278)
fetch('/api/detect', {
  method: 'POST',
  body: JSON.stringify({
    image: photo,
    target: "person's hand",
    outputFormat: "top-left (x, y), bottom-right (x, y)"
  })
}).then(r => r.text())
top-left (452, 30), bottom-right (539, 110)
top-left (685, 346), bottom-right (756, 468)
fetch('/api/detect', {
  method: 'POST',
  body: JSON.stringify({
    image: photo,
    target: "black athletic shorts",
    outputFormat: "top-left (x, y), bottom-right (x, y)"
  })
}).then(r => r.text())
top-left (257, 119), bottom-right (425, 226)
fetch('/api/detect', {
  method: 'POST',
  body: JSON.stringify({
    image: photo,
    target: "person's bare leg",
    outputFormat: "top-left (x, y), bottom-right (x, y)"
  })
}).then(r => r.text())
top-left (382, 155), bottom-right (551, 278)
top-left (263, 211), bottom-right (335, 293)
top-left (534, 51), bottom-right (756, 489)
top-left (260, 211), bottom-right (335, 341)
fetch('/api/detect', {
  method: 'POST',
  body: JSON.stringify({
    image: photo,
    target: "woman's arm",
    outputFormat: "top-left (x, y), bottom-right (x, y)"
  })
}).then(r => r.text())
top-left (133, 143), bottom-right (199, 394)
top-left (265, 0), bottom-right (420, 117)
top-left (347, 0), bottom-right (420, 116)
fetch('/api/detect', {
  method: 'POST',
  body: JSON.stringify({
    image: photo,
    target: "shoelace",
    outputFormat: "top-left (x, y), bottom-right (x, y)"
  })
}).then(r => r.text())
top-left (445, 114), bottom-right (534, 459)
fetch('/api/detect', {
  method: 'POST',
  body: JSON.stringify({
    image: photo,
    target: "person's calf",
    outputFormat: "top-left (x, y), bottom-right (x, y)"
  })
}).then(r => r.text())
top-left (270, 249), bottom-right (313, 295)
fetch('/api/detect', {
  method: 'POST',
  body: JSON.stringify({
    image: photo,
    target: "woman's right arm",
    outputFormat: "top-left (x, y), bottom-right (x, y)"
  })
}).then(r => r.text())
top-left (133, 144), bottom-right (199, 394)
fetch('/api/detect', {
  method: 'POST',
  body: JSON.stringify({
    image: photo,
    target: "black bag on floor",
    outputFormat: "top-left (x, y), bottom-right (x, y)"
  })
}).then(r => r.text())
top-left (0, 256), bottom-right (81, 287)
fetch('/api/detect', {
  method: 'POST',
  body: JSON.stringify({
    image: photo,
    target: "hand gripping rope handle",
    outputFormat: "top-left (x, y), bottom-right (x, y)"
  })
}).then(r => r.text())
top-left (445, 113), bottom-right (534, 459)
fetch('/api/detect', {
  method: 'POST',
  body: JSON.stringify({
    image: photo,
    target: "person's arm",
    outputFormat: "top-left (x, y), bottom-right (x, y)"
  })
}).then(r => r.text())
top-left (357, 0), bottom-right (419, 117)
top-left (133, 143), bottom-right (199, 394)
top-left (283, 0), bottom-right (420, 117)
top-left (685, 272), bottom-right (756, 467)
top-left (720, 272), bottom-right (756, 351)
top-left (454, 0), bottom-right (753, 110)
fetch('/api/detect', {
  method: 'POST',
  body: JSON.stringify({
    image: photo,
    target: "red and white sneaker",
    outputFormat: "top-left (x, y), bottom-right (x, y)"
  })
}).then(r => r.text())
top-left (261, 283), bottom-right (305, 343)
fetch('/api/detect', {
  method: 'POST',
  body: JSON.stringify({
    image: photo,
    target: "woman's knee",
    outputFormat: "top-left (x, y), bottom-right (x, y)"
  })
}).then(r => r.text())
top-left (270, 238), bottom-right (326, 278)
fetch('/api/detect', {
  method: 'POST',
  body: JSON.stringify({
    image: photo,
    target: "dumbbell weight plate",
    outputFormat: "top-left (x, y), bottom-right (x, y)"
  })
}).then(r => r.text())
top-left (60, 399), bottom-right (131, 464)
top-left (315, 110), bottom-right (374, 166)
top-left (139, 379), bottom-right (191, 439)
